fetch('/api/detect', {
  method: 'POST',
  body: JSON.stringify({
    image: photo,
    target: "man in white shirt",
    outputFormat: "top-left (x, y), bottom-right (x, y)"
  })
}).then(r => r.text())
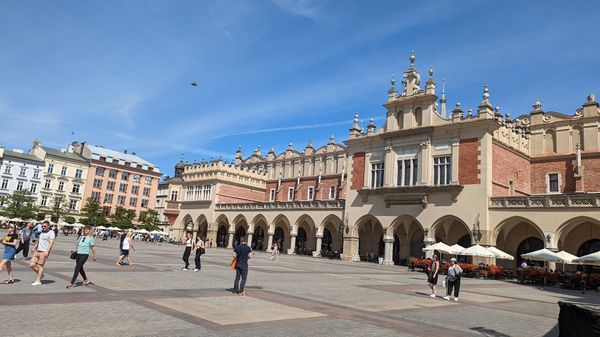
top-left (29, 220), bottom-right (55, 286)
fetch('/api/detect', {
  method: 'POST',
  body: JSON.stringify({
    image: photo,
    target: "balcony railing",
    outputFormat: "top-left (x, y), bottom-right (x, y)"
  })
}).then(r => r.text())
top-left (215, 199), bottom-right (345, 211)
top-left (490, 194), bottom-right (600, 208)
top-left (165, 201), bottom-right (180, 211)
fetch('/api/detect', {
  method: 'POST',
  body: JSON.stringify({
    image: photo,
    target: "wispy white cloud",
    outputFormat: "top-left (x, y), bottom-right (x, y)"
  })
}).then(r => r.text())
top-left (271, 0), bottom-right (325, 21)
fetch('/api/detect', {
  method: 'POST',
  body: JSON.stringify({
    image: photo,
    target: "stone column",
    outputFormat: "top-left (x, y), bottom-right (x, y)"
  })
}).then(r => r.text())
top-left (227, 231), bottom-right (235, 249)
top-left (315, 235), bottom-right (323, 257)
top-left (266, 232), bottom-right (274, 252)
top-left (341, 236), bottom-right (359, 261)
top-left (247, 232), bottom-right (253, 246)
top-left (288, 234), bottom-right (297, 255)
top-left (383, 238), bottom-right (394, 265)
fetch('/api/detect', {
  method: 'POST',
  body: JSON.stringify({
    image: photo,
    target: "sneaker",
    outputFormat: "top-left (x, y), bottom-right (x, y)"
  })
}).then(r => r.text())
top-left (429, 294), bottom-right (436, 298)
top-left (31, 281), bottom-right (42, 286)
top-left (182, 268), bottom-right (188, 271)
top-left (443, 296), bottom-right (450, 300)
top-left (454, 298), bottom-right (459, 302)
top-left (193, 269), bottom-right (199, 272)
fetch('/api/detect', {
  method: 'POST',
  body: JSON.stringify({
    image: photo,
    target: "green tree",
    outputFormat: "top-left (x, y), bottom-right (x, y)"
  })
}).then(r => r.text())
top-left (5, 190), bottom-right (38, 219)
top-left (111, 206), bottom-right (135, 229)
top-left (139, 209), bottom-right (159, 231)
top-left (80, 198), bottom-right (107, 226)
top-left (50, 196), bottom-right (68, 223)
top-left (64, 216), bottom-right (76, 224)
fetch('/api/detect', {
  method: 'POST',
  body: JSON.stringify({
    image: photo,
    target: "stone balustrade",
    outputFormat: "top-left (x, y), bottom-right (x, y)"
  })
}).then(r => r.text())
top-left (215, 199), bottom-right (345, 211)
top-left (489, 194), bottom-right (600, 208)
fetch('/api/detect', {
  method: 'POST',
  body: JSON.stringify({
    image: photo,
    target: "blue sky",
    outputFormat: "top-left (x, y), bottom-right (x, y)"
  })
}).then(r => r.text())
top-left (1, 1), bottom-right (599, 176)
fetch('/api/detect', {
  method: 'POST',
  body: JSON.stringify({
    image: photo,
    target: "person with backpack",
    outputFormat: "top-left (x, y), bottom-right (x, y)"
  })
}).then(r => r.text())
top-left (444, 257), bottom-right (463, 302)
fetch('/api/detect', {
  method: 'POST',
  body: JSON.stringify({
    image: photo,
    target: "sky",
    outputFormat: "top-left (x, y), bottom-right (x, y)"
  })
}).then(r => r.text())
top-left (1, 1), bottom-right (599, 176)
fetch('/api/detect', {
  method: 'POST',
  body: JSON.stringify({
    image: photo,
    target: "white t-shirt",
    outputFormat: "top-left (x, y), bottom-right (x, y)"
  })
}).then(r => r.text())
top-left (185, 238), bottom-right (192, 247)
top-left (122, 237), bottom-right (131, 250)
top-left (37, 230), bottom-right (56, 252)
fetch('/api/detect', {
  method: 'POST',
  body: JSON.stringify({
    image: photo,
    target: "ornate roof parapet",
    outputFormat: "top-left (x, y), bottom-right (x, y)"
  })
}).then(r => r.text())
top-left (387, 75), bottom-right (397, 102)
top-left (182, 159), bottom-right (267, 189)
top-left (253, 146), bottom-right (262, 159)
top-left (582, 93), bottom-right (599, 117)
top-left (349, 112), bottom-right (363, 138)
top-left (425, 66), bottom-right (435, 95)
top-left (403, 49), bottom-right (422, 96)
top-left (367, 118), bottom-right (376, 134)
top-left (529, 99), bottom-right (545, 124)
top-left (452, 102), bottom-right (463, 122)
top-left (235, 145), bottom-right (243, 165)
top-left (304, 140), bottom-right (314, 156)
top-left (477, 84), bottom-right (494, 119)
top-left (267, 146), bottom-right (276, 160)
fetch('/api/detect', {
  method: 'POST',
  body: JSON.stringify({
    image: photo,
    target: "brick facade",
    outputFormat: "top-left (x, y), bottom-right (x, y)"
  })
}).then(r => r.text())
top-left (492, 143), bottom-right (531, 196)
top-left (350, 152), bottom-right (365, 190)
top-left (217, 185), bottom-right (264, 204)
top-left (458, 139), bottom-right (480, 185)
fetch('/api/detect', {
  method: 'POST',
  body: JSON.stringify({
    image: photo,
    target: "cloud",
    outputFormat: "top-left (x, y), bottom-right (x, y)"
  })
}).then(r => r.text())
top-left (271, 0), bottom-right (324, 21)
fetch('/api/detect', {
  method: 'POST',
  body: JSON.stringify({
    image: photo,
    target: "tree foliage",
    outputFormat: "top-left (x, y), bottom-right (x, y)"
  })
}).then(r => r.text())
top-left (64, 216), bottom-right (76, 224)
top-left (111, 206), bottom-right (136, 229)
top-left (80, 198), bottom-right (107, 226)
top-left (139, 209), bottom-right (159, 231)
top-left (4, 190), bottom-right (38, 220)
top-left (50, 196), bottom-right (68, 223)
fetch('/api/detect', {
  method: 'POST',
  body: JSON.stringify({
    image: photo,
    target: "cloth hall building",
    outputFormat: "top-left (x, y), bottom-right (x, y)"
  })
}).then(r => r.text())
top-left (163, 53), bottom-right (600, 269)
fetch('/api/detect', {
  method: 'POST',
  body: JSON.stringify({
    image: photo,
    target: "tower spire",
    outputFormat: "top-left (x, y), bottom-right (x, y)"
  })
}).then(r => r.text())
top-left (440, 79), bottom-right (447, 118)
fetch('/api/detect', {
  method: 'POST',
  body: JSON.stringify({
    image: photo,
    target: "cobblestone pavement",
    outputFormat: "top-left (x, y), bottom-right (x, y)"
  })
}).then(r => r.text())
top-left (0, 232), bottom-right (596, 337)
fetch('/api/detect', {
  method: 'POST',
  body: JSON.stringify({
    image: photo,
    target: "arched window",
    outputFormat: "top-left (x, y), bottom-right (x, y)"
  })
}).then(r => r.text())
top-left (544, 130), bottom-right (557, 154)
top-left (572, 127), bottom-right (584, 152)
top-left (397, 111), bottom-right (404, 129)
top-left (414, 108), bottom-right (423, 127)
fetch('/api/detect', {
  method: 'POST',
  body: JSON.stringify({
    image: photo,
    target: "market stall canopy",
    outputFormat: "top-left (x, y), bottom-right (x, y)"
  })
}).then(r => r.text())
top-left (486, 246), bottom-right (514, 260)
top-left (449, 244), bottom-right (465, 255)
top-left (521, 248), bottom-right (564, 263)
top-left (423, 242), bottom-right (455, 254)
top-left (555, 251), bottom-right (580, 264)
top-left (572, 251), bottom-right (600, 265)
top-left (459, 244), bottom-right (497, 258)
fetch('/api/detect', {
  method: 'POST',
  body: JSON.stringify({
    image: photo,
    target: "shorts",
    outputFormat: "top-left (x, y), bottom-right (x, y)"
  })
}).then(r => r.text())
top-left (428, 274), bottom-right (439, 285)
top-left (3, 246), bottom-right (16, 261)
top-left (31, 251), bottom-right (48, 266)
top-left (121, 249), bottom-right (130, 256)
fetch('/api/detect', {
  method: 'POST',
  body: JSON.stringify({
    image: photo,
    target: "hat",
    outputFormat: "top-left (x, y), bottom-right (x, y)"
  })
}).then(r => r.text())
top-left (450, 257), bottom-right (457, 262)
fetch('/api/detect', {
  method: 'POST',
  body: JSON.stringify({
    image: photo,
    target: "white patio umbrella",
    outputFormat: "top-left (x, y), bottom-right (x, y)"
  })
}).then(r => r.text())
top-left (422, 242), bottom-right (455, 254)
top-left (460, 244), bottom-right (497, 258)
top-left (72, 222), bottom-right (85, 228)
top-left (108, 227), bottom-right (121, 231)
top-left (9, 217), bottom-right (23, 222)
top-left (136, 229), bottom-right (149, 234)
top-left (555, 251), bottom-right (579, 264)
top-left (486, 246), bottom-right (514, 260)
top-left (520, 248), bottom-right (564, 263)
top-left (449, 244), bottom-right (465, 255)
top-left (573, 251), bottom-right (600, 266)
top-left (96, 225), bottom-right (107, 230)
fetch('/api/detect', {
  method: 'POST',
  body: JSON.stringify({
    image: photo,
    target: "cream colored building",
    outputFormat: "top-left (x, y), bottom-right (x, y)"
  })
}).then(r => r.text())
top-left (29, 140), bottom-right (89, 220)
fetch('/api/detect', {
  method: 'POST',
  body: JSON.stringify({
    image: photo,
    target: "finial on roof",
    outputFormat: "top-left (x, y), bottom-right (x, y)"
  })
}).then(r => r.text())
top-left (429, 66), bottom-right (433, 80)
top-left (287, 142), bottom-right (293, 150)
top-left (306, 139), bottom-right (313, 148)
top-left (532, 99), bottom-right (542, 110)
top-left (587, 93), bottom-right (596, 103)
top-left (388, 74), bottom-right (397, 94)
top-left (236, 145), bottom-right (242, 152)
top-left (409, 49), bottom-right (416, 66)
top-left (329, 134), bottom-right (335, 144)
top-left (268, 146), bottom-right (275, 154)
top-left (467, 108), bottom-right (473, 117)
top-left (455, 102), bottom-right (461, 108)
top-left (481, 84), bottom-right (491, 106)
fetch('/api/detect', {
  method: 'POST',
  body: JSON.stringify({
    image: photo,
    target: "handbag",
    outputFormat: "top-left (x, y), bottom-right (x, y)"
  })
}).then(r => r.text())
top-left (70, 251), bottom-right (77, 259)
top-left (229, 257), bottom-right (237, 270)
top-left (199, 247), bottom-right (206, 255)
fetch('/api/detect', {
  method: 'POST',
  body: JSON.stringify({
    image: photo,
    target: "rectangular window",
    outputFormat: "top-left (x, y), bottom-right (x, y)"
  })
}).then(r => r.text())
top-left (433, 156), bottom-right (452, 185)
top-left (307, 187), bottom-right (314, 201)
top-left (287, 187), bottom-right (294, 201)
top-left (108, 169), bottom-right (117, 178)
top-left (549, 174), bottom-right (560, 193)
top-left (129, 197), bottom-right (138, 207)
top-left (16, 181), bottom-right (23, 191)
top-left (58, 181), bottom-right (65, 191)
top-left (133, 174), bottom-right (141, 183)
top-left (202, 185), bottom-right (211, 200)
top-left (33, 170), bottom-right (40, 179)
top-left (121, 172), bottom-right (130, 181)
top-left (91, 191), bottom-right (101, 202)
top-left (141, 199), bottom-right (149, 208)
top-left (397, 158), bottom-right (419, 186)
top-left (30, 183), bottom-right (38, 193)
top-left (171, 191), bottom-right (178, 201)
top-left (61, 166), bottom-right (67, 176)
top-left (119, 183), bottom-right (127, 193)
top-left (329, 186), bottom-right (336, 199)
top-left (95, 167), bottom-right (104, 176)
top-left (103, 206), bottom-right (111, 216)
top-left (117, 195), bottom-right (126, 205)
top-left (143, 187), bottom-right (150, 197)
top-left (131, 185), bottom-right (139, 195)
top-left (72, 184), bottom-right (80, 193)
top-left (93, 179), bottom-right (102, 189)
top-left (69, 200), bottom-right (78, 210)
top-left (44, 179), bottom-right (51, 189)
top-left (1, 179), bottom-right (8, 189)
top-left (269, 189), bottom-right (276, 202)
top-left (371, 162), bottom-right (384, 188)
top-left (104, 193), bottom-right (113, 204)
top-left (75, 169), bottom-right (83, 179)
top-left (47, 164), bottom-right (54, 174)
top-left (107, 181), bottom-right (115, 191)
top-left (20, 167), bottom-right (27, 176)
top-left (3, 166), bottom-right (11, 174)
top-left (41, 196), bottom-right (48, 206)
top-left (145, 176), bottom-right (152, 185)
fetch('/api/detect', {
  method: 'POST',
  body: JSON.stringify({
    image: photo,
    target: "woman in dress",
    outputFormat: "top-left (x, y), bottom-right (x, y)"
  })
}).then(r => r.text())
top-left (0, 224), bottom-right (18, 284)
top-left (116, 231), bottom-right (135, 266)
top-left (67, 225), bottom-right (97, 288)
top-left (193, 236), bottom-right (206, 271)
top-left (182, 232), bottom-right (193, 271)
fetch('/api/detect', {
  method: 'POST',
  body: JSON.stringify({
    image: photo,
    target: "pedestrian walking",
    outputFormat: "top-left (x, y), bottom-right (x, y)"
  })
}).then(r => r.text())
top-left (116, 231), bottom-right (135, 266)
top-left (29, 220), bottom-right (55, 286)
top-left (181, 233), bottom-right (193, 270)
top-left (0, 224), bottom-right (18, 284)
top-left (15, 222), bottom-right (33, 259)
top-left (428, 254), bottom-right (440, 297)
top-left (444, 257), bottom-right (463, 302)
top-left (270, 241), bottom-right (280, 262)
top-left (193, 237), bottom-right (205, 271)
top-left (67, 225), bottom-right (97, 288)
top-left (232, 237), bottom-right (252, 296)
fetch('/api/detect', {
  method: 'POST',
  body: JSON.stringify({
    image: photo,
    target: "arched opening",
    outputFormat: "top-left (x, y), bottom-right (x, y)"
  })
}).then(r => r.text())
top-left (357, 216), bottom-right (384, 263)
top-left (393, 234), bottom-right (400, 265)
top-left (556, 217), bottom-right (600, 272)
top-left (234, 226), bottom-right (246, 247)
top-left (578, 239), bottom-right (600, 257)
top-left (432, 216), bottom-right (471, 246)
top-left (294, 215), bottom-right (316, 255)
top-left (322, 228), bottom-right (333, 252)
top-left (495, 217), bottom-right (544, 269)
top-left (273, 214), bottom-right (291, 253)
top-left (296, 227), bottom-right (309, 255)
top-left (196, 215), bottom-right (208, 240)
top-left (217, 225), bottom-right (228, 248)
top-left (390, 216), bottom-right (424, 265)
top-left (544, 129), bottom-right (557, 154)
top-left (517, 237), bottom-right (544, 267)
top-left (397, 110), bottom-right (404, 129)
top-left (320, 215), bottom-right (342, 254)
top-left (251, 215), bottom-right (268, 251)
top-left (414, 107), bottom-right (423, 127)
top-left (274, 227), bottom-right (285, 252)
top-left (571, 127), bottom-right (584, 152)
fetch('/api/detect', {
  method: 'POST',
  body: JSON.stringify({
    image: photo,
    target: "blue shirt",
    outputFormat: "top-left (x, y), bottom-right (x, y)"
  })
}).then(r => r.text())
top-left (234, 243), bottom-right (252, 268)
top-left (77, 235), bottom-right (95, 255)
